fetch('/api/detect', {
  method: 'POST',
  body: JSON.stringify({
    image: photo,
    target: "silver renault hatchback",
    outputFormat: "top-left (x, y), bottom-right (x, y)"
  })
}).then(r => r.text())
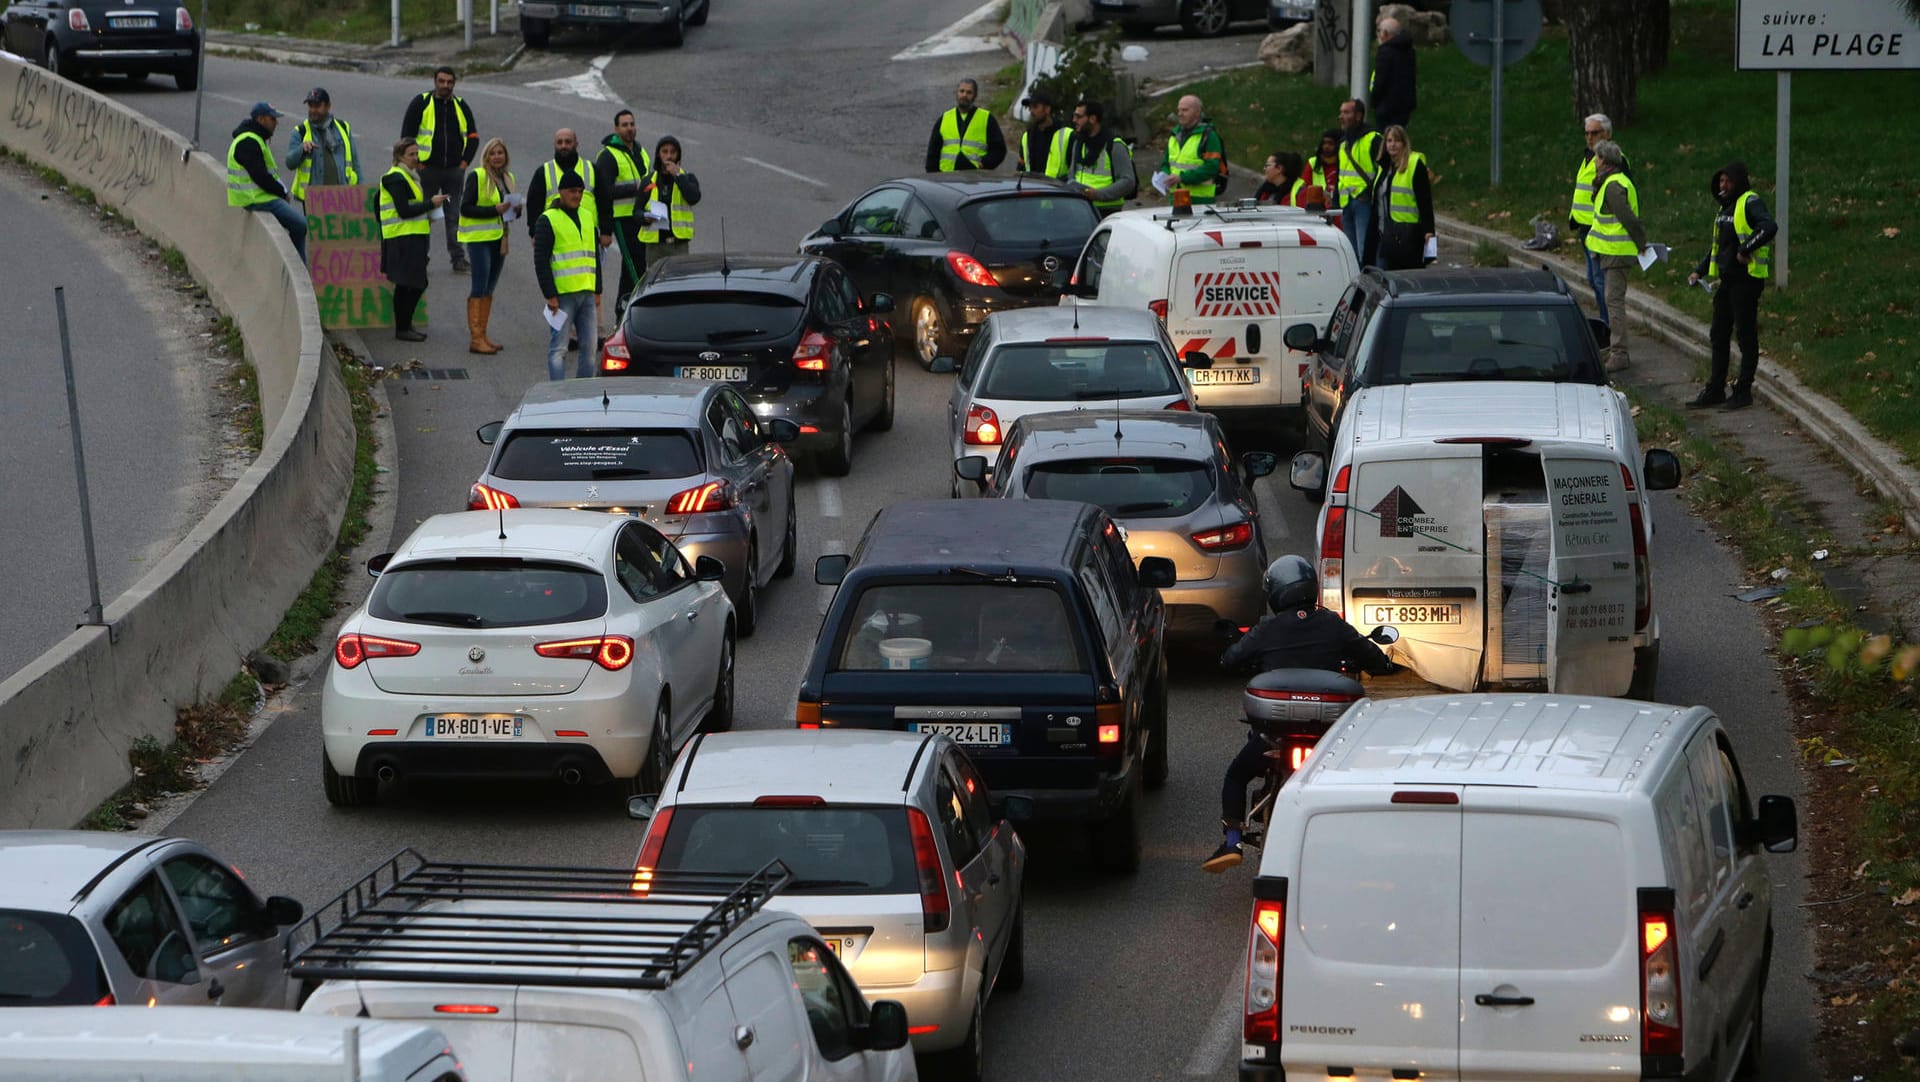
top-left (629, 729), bottom-right (1024, 1080)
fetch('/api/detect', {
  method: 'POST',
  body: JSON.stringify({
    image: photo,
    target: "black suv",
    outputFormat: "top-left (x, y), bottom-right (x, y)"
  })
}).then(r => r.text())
top-left (800, 499), bottom-right (1175, 873)
top-left (1284, 268), bottom-right (1612, 453)
top-left (4, 0), bottom-right (199, 89)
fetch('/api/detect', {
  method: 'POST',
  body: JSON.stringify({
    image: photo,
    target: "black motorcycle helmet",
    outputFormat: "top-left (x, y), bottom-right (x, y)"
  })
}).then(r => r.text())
top-left (1264, 555), bottom-right (1317, 613)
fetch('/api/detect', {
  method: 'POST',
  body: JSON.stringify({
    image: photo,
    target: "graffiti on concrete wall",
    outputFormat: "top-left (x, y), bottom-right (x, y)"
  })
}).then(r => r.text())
top-left (7, 64), bottom-right (178, 199)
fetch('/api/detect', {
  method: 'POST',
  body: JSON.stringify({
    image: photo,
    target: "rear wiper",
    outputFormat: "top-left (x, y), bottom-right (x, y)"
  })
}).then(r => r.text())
top-left (399, 611), bottom-right (483, 628)
top-left (590, 467), bottom-right (653, 478)
top-left (948, 566), bottom-right (1017, 580)
top-left (705, 328), bottom-right (765, 342)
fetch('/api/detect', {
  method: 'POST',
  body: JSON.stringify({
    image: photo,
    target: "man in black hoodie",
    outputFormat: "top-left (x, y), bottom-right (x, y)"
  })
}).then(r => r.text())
top-left (1369, 16), bottom-right (1416, 130)
top-left (398, 67), bottom-right (478, 273)
top-left (595, 109), bottom-right (653, 313)
top-left (1687, 162), bottom-right (1779, 410)
top-left (226, 102), bottom-right (307, 263)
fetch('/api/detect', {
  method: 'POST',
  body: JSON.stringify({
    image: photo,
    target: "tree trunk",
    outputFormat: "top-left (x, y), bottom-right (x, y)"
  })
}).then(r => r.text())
top-left (1633, 0), bottom-right (1670, 74)
top-left (1567, 0), bottom-right (1639, 127)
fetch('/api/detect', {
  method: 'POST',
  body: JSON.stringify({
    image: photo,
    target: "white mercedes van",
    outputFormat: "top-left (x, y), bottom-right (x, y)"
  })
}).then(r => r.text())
top-left (1291, 380), bottom-right (1680, 698)
top-left (1065, 201), bottom-right (1356, 421)
top-left (1239, 694), bottom-right (1798, 1082)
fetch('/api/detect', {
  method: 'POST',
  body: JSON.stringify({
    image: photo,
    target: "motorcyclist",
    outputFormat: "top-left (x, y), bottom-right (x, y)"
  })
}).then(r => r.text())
top-left (1203, 555), bottom-right (1397, 873)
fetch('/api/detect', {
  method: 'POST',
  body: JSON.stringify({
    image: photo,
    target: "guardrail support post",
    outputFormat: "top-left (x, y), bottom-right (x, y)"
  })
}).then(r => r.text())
top-left (54, 287), bottom-right (111, 640)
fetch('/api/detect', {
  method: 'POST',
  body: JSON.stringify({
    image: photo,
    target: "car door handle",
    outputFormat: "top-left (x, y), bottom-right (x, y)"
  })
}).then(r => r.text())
top-left (206, 979), bottom-right (224, 1002)
top-left (1736, 890), bottom-right (1756, 910)
top-left (1698, 928), bottom-right (1726, 980)
top-left (1472, 993), bottom-right (1535, 1008)
top-left (686, 609), bottom-right (700, 621)
top-left (734, 1024), bottom-right (755, 1050)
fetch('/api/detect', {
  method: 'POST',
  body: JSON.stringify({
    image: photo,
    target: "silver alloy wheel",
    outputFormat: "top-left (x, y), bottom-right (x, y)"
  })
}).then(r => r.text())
top-left (644, 701), bottom-right (672, 790)
top-left (914, 299), bottom-right (942, 366)
top-left (1186, 0), bottom-right (1230, 34)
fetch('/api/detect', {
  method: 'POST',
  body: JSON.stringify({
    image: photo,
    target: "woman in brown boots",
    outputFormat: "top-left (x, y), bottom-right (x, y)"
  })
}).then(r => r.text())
top-left (459, 137), bottom-right (515, 354)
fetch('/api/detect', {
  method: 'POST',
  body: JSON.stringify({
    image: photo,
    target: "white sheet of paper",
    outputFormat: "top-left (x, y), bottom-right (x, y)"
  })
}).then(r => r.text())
top-left (644, 200), bottom-right (670, 223)
top-left (500, 206), bottom-right (517, 224)
top-left (1422, 235), bottom-right (1438, 261)
top-left (1637, 242), bottom-right (1671, 271)
top-left (1151, 171), bottom-right (1174, 196)
top-left (429, 205), bottom-right (445, 222)
top-left (543, 305), bottom-right (567, 332)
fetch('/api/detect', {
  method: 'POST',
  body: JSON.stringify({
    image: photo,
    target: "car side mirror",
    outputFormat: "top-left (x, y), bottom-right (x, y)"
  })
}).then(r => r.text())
top-left (1137, 555), bottom-right (1177, 589)
top-left (694, 555), bottom-right (727, 582)
top-left (1282, 322), bottom-right (1321, 352)
top-left (1588, 317), bottom-right (1612, 350)
top-left (998, 794), bottom-right (1036, 823)
top-left (627, 794), bottom-right (658, 821)
top-left (820, 217), bottom-right (843, 238)
top-left (476, 421), bottom-right (503, 445)
top-left (1241, 451), bottom-right (1278, 479)
top-left (1289, 451), bottom-right (1327, 493)
top-left (863, 1000), bottom-right (910, 1052)
top-left (929, 355), bottom-right (957, 374)
top-left (954, 455), bottom-right (988, 484)
top-left (265, 895), bottom-right (304, 925)
top-left (868, 292), bottom-right (895, 314)
top-left (1756, 794), bottom-right (1797, 853)
top-left (815, 553), bottom-right (850, 586)
top-left (366, 552), bottom-right (393, 578)
top-left (763, 417), bottom-right (802, 443)
top-left (1643, 448), bottom-right (1682, 491)
top-left (1181, 350), bottom-right (1212, 369)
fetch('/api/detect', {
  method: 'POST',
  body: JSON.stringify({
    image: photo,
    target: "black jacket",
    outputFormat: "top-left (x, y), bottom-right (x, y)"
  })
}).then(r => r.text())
top-left (1019, 119), bottom-right (1068, 175)
top-left (593, 135), bottom-right (650, 228)
top-left (459, 169), bottom-right (513, 223)
top-left (523, 152), bottom-right (608, 239)
top-left (379, 168), bottom-right (434, 223)
top-left (398, 92), bottom-right (478, 171)
top-left (924, 106), bottom-right (1007, 172)
top-left (1693, 161), bottom-right (1780, 279)
top-left (533, 206), bottom-right (595, 298)
top-left (1220, 607), bottom-right (1395, 676)
top-left (1369, 31), bottom-right (1417, 128)
top-left (647, 135), bottom-right (702, 220)
top-left (229, 119), bottom-right (289, 201)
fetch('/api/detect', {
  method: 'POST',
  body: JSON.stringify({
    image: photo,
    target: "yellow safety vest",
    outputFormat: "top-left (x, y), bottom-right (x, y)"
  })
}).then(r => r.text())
top-left (1023, 126), bottom-right (1072, 179)
top-left (289, 118), bottom-right (357, 201)
top-left (1337, 131), bottom-right (1379, 204)
top-left (1586, 173), bottom-right (1640, 257)
top-left (640, 174), bottom-right (695, 242)
top-left (937, 107), bottom-right (990, 171)
top-left (1071, 137), bottom-right (1122, 211)
top-left (543, 207), bottom-right (597, 295)
top-left (457, 168), bottom-right (513, 243)
top-left (413, 93), bottom-right (473, 161)
top-left (1570, 153), bottom-right (1601, 227)
top-left (1387, 152), bottom-right (1426, 223)
top-left (225, 131), bottom-right (278, 208)
top-left (1708, 190), bottom-right (1771, 280)
top-left (1166, 126), bottom-right (1218, 203)
top-left (603, 142), bottom-right (650, 219)
top-left (378, 166), bottom-right (431, 240)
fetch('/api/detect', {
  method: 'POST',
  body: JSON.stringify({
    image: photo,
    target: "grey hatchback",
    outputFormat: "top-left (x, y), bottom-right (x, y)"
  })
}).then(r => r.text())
top-left (0, 831), bottom-right (303, 1009)
top-left (957, 410), bottom-right (1278, 640)
top-left (470, 378), bottom-right (800, 637)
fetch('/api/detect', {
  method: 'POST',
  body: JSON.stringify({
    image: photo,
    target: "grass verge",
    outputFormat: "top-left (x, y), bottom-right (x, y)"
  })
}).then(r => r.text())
top-left (80, 672), bottom-right (259, 830)
top-left (207, 0), bottom-right (457, 45)
top-left (214, 315), bottom-right (264, 454)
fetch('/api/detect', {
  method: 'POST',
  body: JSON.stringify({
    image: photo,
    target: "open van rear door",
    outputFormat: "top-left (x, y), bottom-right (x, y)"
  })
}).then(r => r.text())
top-left (1539, 448), bottom-right (1637, 695)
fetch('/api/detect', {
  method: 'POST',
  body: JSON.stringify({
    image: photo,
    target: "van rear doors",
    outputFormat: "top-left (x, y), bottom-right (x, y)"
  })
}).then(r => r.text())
top-left (1167, 230), bottom-right (1348, 411)
top-left (1538, 447), bottom-right (1637, 695)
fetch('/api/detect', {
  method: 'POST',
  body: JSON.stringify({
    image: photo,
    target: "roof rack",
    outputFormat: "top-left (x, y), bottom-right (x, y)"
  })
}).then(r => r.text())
top-left (285, 849), bottom-right (792, 991)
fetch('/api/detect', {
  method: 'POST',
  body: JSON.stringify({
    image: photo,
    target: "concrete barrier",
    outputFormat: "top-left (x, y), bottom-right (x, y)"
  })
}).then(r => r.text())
top-left (0, 58), bottom-right (355, 828)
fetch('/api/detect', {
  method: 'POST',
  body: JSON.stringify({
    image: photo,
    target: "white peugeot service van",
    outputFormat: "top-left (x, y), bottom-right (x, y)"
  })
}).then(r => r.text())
top-left (1291, 380), bottom-right (1680, 697)
top-left (1240, 694), bottom-right (1798, 1082)
top-left (1065, 201), bottom-right (1356, 421)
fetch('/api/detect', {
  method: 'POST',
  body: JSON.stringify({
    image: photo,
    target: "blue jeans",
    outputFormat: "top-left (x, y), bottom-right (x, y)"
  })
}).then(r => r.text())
top-left (467, 239), bottom-right (505, 298)
top-left (547, 291), bottom-right (597, 381)
top-left (248, 198), bottom-right (307, 264)
top-left (1584, 245), bottom-right (1611, 325)
top-left (1341, 198), bottom-right (1373, 267)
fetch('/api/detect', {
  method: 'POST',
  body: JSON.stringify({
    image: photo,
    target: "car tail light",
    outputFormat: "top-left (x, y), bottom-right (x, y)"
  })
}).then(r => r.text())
top-left (1390, 789), bottom-right (1460, 805)
top-left (1192, 520), bottom-right (1253, 552)
top-left (754, 795), bottom-right (827, 807)
top-left (1318, 506), bottom-right (1347, 618)
top-left (94, 993), bottom-right (115, 1006)
top-left (1640, 889), bottom-right (1682, 1057)
top-left (792, 330), bottom-right (833, 372)
top-left (469, 483), bottom-right (518, 511)
top-left (334, 633), bottom-right (420, 669)
top-left (963, 404), bottom-right (1000, 446)
top-left (68, 8), bottom-right (90, 30)
top-left (1095, 701), bottom-right (1124, 756)
top-left (1624, 467), bottom-right (1651, 631)
top-left (1330, 464), bottom-right (1350, 495)
top-left (667, 480), bottom-right (735, 515)
top-left (1147, 299), bottom-right (1168, 322)
top-left (1243, 888), bottom-right (1286, 1043)
top-left (631, 806), bottom-right (675, 894)
top-left (795, 697), bottom-right (822, 728)
top-left (1285, 739), bottom-right (1315, 773)
top-left (908, 1024), bottom-right (941, 1036)
top-left (945, 250), bottom-right (999, 288)
top-left (907, 807), bottom-right (952, 933)
top-left (534, 635), bottom-right (635, 671)
top-left (601, 329), bottom-right (630, 371)
top-left (367, 729), bottom-right (399, 737)
top-left (434, 1004), bottom-right (500, 1015)
top-left (175, 6), bottom-right (193, 30)
top-left (1164, 399), bottom-right (1192, 411)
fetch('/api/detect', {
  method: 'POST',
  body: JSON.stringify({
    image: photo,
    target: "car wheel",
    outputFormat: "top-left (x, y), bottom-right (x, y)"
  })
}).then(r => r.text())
top-left (521, 16), bottom-right (550, 46)
top-left (997, 903), bottom-right (1025, 993)
top-left (44, 40), bottom-right (65, 78)
top-left (1628, 641), bottom-right (1661, 700)
top-left (735, 541), bottom-right (760, 638)
top-left (871, 356), bottom-right (896, 432)
top-left (635, 698), bottom-right (674, 794)
top-left (1144, 680), bottom-right (1170, 790)
top-left (818, 396), bottom-right (854, 476)
top-left (1736, 929), bottom-right (1771, 1078)
top-left (774, 497), bottom-right (797, 578)
top-left (321, 750), bottom-right (373, 807)
top-left (1180, 0), bottom-right (1232, 36)
top-left (124, 68), bottom-right (148, 83)
top-left (701, 630), bottom-right (735, 733)
top-left (924, 984), bottom-right (985, 1082)
top-left (912, 297), bottom-right (947, 370)
top-left (687, 0), bottom-right (709, 25)
top-left (661, 3), bottom-right (686, 45)
top-left (171, 61), bottom-right (198, 91)
top-left (1089, 777), bottom-right (1143, 874)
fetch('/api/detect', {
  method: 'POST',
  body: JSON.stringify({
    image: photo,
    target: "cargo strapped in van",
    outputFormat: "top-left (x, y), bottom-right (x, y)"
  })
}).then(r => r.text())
top-left (284, 849), bottom-right (793, 990)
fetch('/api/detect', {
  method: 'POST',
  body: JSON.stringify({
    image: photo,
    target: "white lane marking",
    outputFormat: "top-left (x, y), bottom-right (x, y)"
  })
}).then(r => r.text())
top-left (523, 51), bottom-right (622, 102)
top-left (891, 0), bottom-right (1008, 61)
top-left (203, 91), bottom-right (254, 108)
top-left (739, 156), bottom-right (827, 189)
top-left (818, 539), bottom-right (845, 615)
top-left (816, 479), bottom-right (843, 519)
top-left (1183, 967), bottom-right (1249, 1076)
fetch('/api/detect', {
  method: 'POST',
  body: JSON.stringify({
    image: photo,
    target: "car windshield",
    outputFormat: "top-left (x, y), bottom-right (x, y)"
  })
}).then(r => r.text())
top-left (626, 291), bottom-right (806, 345)
top-left (1022, 458), bottom-right (1214, 519)
top-left (492, 428), bottom-right (701, 481)
top-left (837, 583), bottom-right (1084, 673)
top-left (368, 559), bottom-right (607, 628)
top-left (656, 806), bottom-right (916, 895)
top-left (980, 341), bottom-right (1180, 401)
top-left (959, 195), bottom-right (1098, 248)
top-left (1371, 305), bottom-right (1604, 384)
top-left (0, 909), bottom-right (108, 1007)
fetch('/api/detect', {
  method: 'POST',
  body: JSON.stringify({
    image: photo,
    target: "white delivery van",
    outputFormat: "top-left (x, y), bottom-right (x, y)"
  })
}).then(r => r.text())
top-left (1066, 201), bottom-right (1356, 421)
top-left (1239, 694), bottom-right (1798, 1082)
top-left (0, 1006), bottom-right (464, 1081)
top-left (1290, 380), bottom-right (1680, 698)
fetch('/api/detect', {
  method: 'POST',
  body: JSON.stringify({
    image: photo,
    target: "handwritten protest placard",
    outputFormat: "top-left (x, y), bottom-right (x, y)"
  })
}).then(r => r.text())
top-left (305, 184), bottom-right (427, 329)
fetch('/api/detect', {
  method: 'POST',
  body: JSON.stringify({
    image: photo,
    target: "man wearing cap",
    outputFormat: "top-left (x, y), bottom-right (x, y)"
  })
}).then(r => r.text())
top-left (226, 102), bottom-right (307, 262)
top-left (535, 174), bottom-right (600, 382)
top-left (1017, 88), bottom-right (1071, 179)
top-left (399, 66), bottom-right (479, 274)
top-left (286, 87), bottom-right (358, 205)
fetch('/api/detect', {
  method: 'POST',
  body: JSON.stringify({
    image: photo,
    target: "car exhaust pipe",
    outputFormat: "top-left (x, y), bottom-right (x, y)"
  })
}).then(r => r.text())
top-left (558, 766), bottom-right (584, 786)
top-left (375, 765), bottom-right (397, 785)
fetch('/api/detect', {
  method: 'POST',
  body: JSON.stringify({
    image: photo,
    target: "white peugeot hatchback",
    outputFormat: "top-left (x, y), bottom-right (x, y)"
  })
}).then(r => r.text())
top-left (320, 509), bottom-right (734, 806)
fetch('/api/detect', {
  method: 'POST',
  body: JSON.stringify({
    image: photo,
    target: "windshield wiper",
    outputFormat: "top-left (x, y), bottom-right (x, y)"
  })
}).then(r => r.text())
top-left (705, 328), bottom-right (766, 342)
top-left (399, 610), bottom-right (483, 628)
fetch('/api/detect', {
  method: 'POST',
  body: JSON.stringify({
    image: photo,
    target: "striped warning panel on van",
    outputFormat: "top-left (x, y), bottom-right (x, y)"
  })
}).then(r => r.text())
top-left (1192, 272), bottom-right (1281, 318)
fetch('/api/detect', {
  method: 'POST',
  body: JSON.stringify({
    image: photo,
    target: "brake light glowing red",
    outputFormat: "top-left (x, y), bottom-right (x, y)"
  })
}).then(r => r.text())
top-left (1288, 743), bottom-right (1313, 771)
top-left (964, 405), bottom-right (1001, 446)
top-left (1640, 897), bottom-right (1682, 1056)
top-left (1243, 896), bottom-right (1285, 1042)
top-left (908, 1024), bottom-right (941, 1035)
top-left (534, 635), bottom-right (636, 671)
top-left (601, 328), bottom-right (630, 371)
top-left (1147, 299), bottom-right (1168, 322)
top-left (795, 699), bottom-right (822, 728)
top-left (333, 633), bottom-right (420, 669)
top-left (1330, 464), bottom-right (1351, 494)
top-left (93, 993), bottom-right (115, 1006)
top-left (631, 805), bottom-right (676, 894)
top-left (792, 330), bottom-right (833, 371)
top-left (1192, 520), bottom-right (1253, 552)
top-left (1097, 724), bottom-right (1121, 744)
top-left (469, 483), bottom-right (518, 511)
top-left (907, 807), bottom-right (952, 933)
top-left (945, 251), bottom-right (999, 288)
top-left (434, 1004), bottom-right (500, 1015)
top-left (667, 480), bottom-right (734, 515)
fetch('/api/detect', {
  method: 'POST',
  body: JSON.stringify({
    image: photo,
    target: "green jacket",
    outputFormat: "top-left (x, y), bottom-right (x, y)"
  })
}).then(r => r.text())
top-left (1159, 121), bottom-right (1225, 188)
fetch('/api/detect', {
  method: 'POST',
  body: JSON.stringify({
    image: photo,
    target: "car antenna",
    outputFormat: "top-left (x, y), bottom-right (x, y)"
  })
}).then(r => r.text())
top-left (602, 380), bottom-right (611, 409)
top-left (720, 218), bottom-right (732, 285)
top-left (497, 505), bottom-right (507, 541)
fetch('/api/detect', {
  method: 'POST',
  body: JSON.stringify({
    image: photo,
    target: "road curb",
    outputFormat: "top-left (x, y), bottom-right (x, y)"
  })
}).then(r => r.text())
top-left (203, 40), bottom-right (378, 72)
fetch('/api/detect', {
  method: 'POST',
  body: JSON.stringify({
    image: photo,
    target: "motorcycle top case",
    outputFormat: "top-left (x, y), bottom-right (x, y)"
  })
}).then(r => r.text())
top-left (1242, 668), bottom-right (1365, 725)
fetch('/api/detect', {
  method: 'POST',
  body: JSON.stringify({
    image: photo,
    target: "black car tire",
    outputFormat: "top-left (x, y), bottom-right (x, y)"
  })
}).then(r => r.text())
top-left (1180, 0), bottom-right (1233, 36)
top-left (701, 631), bottom-right (735, 733)
top-left (1090, 777), bottom-right (1143, 874)
top-left (687, 0), bottom-right (709, 25)
top-left (521, 16), bottom-right (550, 47)
top-left (322, 751), bottom-right (373, 807)
top-left (1144, 679), bottom-right (1170, 790)
top-left (911, 296), bottom-right (950, 370)
top-left (1628, 641), bottom-right (1660, 700)
top-left (634, 698), bottom-right (674, 795)
top-left (924, 984), bottom-right (986, 1082)
top-left (774, 497), bottom-right (797, 578)
top-left (125, 69), bottom-right (149, 83)
top-left (44, 40), bottom-right (66, 79)
top-left (819, 396), bottom-right (854, 476)
top-left (1735, 929), bottom-right (1770, 1078)
top-left (735, 541), bottom-right (760, 637)
top-left (172, 62), bottom-right (198, 91)
top-left (660, 4), bottom-right (686, 45)
top-left (871, 356), bottom-right (896, 432)
top-left (997, 903), bottom-right (1025, 993)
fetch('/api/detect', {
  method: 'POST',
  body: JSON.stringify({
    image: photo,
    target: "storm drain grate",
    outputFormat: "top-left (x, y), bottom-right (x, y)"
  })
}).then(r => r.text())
top-left (395, 368), bottom-right (470, 380)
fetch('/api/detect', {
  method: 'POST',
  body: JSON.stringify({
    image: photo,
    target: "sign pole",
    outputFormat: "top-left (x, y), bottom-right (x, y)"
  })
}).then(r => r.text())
top-left (1775, 71), bottom-right (1789, 290)
top-left (391, 0), bottom-right (401, 47)
top-left (188, 0), bottom-right (208, 151)
top-left (54, 288), bottom-right (108, 632)
top-left (1489, 0), bottom-right (1504, 186)
top-left (491, 0), bottom-right (498, 36)
top-left (1349, 0), bottom-right (1372, 101)
top-left (463, 0), bottom-right (473, 51)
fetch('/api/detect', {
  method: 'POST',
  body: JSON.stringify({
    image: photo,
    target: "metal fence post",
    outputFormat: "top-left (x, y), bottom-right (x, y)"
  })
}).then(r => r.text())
top-left (55, 288), bottom-right (109, 636)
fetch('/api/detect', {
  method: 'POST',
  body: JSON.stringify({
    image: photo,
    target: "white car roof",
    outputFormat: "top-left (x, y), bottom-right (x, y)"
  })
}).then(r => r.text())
top-left (1297, 693), bottom-right (1705, 795)
top-left (671, 730), bottom-right (936, 806)
top-left (984, 303), bottom-right (1167, 342)
top-left (1103, 201), bottom-right (1346, 241)
top-left (393, 510), bottom-right (626, 564)
top-left (1343, 381), bottom-right (1622, 451)
top-left (0, 1006), bottom-right (448, 1069)
top-left (0, 831), bottom-right (161, 909)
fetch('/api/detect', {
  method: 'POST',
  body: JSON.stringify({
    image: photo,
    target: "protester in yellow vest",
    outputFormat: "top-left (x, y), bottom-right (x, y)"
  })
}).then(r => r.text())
top-left (1687, 162), bottom-right (1779, 411)
top-left (1568, 113), bottom-right (1632, 327)
top-left (924, 78), bottom-right (1006, 172)
top-left (286, 87), bottom-right (357, 203)
top-left (1335, 98), bottom-right (1383, 265)
top-left (594, 109), bottom-right (653, 312)
top-left (1584, 141), bottom-right (1651, 373)
top-left (1065, 98), bottom-right (1136, 217)
top-left (398, 67), bottom-right (478, 273)
top-left (535, 174), bottom-right (600, 381)
top-left (378, 141), bottom-right (447, 343)
top-left (1017, 87), bottom-right (1072, 179)
top-left (1159, 94), bottom-right (1225, 204)
top-left (226, 102), bottom-right (307, 263)
top-left (1376, 126), bottom-right (1434, 270)
top-left (640, 135), bottom-right (702, 265)
top-left (457, 137), bottom-right (515, 355)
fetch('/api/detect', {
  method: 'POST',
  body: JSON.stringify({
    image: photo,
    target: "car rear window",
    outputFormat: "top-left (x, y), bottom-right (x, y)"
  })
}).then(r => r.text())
top-left (959, 195), bottom-right (1098, 248)
top-left (1374, 305), bottom-right (1604, 384)
top-left (368, 559), bottom-right (608, 628)
top-left (1022, 458), bottom-right (1214, 519)
top-left (980, 341), bottom-right (1181, 401)
top-left (492, 429), bottom-right (701, 482)
top-left (838, 583), bottom-right (1085, 673)
top-left (627, 291), bottom-right (806, 345)
top-left (657, 806), bottom-right (916, 895)
top-left (0, 909), bottom-right (109, 1006)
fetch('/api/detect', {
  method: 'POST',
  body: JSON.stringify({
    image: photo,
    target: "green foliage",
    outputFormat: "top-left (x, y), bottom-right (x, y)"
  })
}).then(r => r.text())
top-left (204, 0), bottom-right (455, 44)
top-left (1470, 240), bottom-right (1510, 267)
top-left (1035, 24), bottom-right (1122, 114)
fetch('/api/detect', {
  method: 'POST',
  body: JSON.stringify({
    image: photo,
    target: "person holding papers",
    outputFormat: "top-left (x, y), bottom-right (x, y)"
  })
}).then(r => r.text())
top-left (1375, 125), bottom-right (1434, 270)
top-left (536, 174), bottom-right (600, 381)
top-left (640, 135), bottom-right (701, 266)
top-left (379, 140), bottom-right (447, 344)
top-left (1687, 162), bottom-right (1779, 411)
top-left (458, 137), bottom-right (516, 355)
top-left (1585, 140), bottom-right (1651, 373)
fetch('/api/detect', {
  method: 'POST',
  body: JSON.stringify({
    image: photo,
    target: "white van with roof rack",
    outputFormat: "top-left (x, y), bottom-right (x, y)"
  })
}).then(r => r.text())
top-left (1064, 201), bottom-right (1357, 422)
top-left (1239, 693), bottom-right (1798, 1082)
